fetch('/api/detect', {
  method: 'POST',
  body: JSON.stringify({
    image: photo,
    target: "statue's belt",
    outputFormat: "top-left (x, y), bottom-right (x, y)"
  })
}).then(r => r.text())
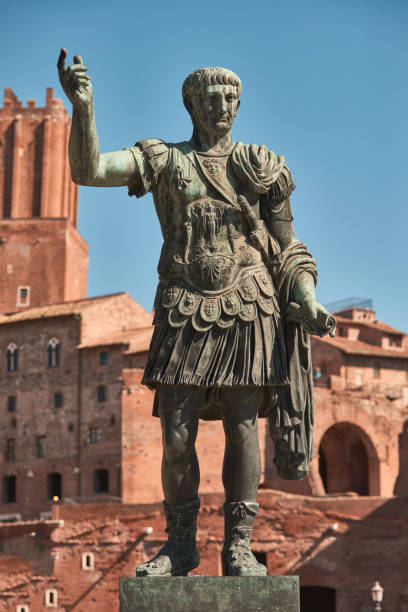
top-left (156, 266), bottom-right (279, 332)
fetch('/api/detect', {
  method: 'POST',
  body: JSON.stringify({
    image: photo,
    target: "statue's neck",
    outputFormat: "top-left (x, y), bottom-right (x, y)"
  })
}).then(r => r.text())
top-left (192, 127), bottom-right (233, 154)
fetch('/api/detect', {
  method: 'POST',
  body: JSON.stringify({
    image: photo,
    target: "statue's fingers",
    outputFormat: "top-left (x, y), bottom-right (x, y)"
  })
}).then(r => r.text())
top-left (73, 54), bottom-right (83, 65)
top-left (57, 48), bottom-right (67, 75)
top-left (69, 64), bottom-right (88, 73)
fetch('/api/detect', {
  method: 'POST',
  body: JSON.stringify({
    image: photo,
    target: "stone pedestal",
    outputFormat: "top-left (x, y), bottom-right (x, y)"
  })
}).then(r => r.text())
top-left (120, 576), bottom-right (300, 612)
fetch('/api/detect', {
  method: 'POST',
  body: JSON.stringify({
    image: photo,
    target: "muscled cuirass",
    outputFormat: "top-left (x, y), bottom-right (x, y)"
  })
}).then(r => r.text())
top-left (152, 144), bottom-right (279, 331)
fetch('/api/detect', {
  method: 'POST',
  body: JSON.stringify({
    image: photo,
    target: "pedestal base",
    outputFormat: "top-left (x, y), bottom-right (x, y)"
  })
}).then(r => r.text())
top-left (120, 576), bottom-right (300, 612)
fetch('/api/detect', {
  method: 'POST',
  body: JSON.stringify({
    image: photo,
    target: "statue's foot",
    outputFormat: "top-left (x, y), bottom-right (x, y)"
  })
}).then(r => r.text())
top-left (222, 545), bottom-right (267, 577)
top-left (136, 541), bottom-right (200, 577)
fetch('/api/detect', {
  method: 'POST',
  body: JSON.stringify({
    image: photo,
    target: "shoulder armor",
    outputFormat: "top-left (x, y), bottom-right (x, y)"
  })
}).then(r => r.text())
top-left (135, 138), bottom-right (169, 186)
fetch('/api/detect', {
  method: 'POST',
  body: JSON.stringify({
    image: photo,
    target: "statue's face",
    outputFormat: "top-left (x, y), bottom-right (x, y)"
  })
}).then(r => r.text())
top-left (191, 84), bottom-right (240, 136)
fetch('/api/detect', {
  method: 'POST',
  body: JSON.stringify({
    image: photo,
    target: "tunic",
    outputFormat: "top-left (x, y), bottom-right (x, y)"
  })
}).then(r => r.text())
top-left (127, 139), bottom-right (295, 390)
top-left (127, 138), bottom-right (319, 479)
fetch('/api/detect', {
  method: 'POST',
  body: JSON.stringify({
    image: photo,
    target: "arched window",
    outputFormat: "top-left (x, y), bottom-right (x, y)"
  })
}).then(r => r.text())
top-left (97, 385), bottom-right (107, 402)
top-left (6, 343), bottom-right (18, 372)
top-left (94, 469), bottom-right (109, 493)
top-left (47, 338), bottom-right (60, 368)
top-left (47, 472), bottom-right (62, 500)
top-left (373, 362), bottom-right (380, 379)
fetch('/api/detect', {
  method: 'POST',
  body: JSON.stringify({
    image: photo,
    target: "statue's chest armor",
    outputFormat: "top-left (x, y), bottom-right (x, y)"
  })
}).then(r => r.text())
top-left (156, 147), bottom-right (263, 292)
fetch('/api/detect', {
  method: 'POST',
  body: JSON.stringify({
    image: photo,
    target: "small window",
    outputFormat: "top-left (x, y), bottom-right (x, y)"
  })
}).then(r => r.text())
top-left (99, 351), bottom-right (109, 365)
top-left (93, 468), bottom-right (109, 493)
top-left (36, 436), bottom-right (46, 458)
top-left (6, 343), bottom-right (18, 372)
top-left (7, 396), bottom-right (16, 412)
top-left (47, 338), bottom-right (60, 368)
top-left (68, 423), bottom-right (74, 432)
top-left (6, 439), bottom-right (15, 461)
top-left (45, 589), bottom-right (57, 607)
top-left (47, 473), bottom-right (62, 500)
top-left (373, 362), bottom-right (380, 379)
top-left (11, 418), bottom-right (17, 429)
top-left (16, 286), bottom-right (30, 307)
top-left (81, 552), bottom-right (95, 570)
top-left (320, 364), bottom-right (327, 377)
top-left (53, 392), bottom-right (63, 409)
top-left (110, 415), bottom-right (116, 426)
top-left (16, 605), bottom-right (29, 612)
top-left (338, 326), bottom-right (344, 337)
top-left (89, 428), bottom-right (99, 444)
top-left (2, 475), bottom-right (16, 503)
top-left (97, 385), bottom-right (107, 402)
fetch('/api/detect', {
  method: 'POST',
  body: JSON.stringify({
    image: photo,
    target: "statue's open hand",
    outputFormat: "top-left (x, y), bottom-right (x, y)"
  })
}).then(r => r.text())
top-left (57, 48), bottom-right (92, 110)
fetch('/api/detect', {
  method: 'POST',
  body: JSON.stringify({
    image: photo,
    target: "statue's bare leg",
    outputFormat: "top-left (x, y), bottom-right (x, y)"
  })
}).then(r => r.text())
top-left (222, 387), bottom-right (262, 502)
top-left (221, 387), bottom-right (267, 576)
top-left (160, 389), bottom-right (201, 504)
top-left (136, 386), bottom-right (204, 577)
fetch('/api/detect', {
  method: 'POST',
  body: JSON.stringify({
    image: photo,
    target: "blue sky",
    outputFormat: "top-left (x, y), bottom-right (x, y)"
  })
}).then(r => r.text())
top-left (2, 0), bottom-right (407, 330)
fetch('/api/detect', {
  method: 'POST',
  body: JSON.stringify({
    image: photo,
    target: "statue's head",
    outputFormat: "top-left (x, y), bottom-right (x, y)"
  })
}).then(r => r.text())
top-left (182, 67), bottom-right (241, 136)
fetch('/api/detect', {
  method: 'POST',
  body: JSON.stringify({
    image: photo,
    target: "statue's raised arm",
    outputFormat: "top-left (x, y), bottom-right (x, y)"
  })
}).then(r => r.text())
top-left (57, 49), bottom-right (136, 187)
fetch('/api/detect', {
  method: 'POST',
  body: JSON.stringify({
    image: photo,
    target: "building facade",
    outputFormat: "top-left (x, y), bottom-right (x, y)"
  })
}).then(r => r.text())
top-left (0, 88), bottom-right (407, 611)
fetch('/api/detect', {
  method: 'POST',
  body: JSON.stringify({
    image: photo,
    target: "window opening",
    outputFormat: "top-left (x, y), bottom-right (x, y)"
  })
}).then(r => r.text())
top-left (2, 475), bottom-right (16, 503)
top-left (89, 428), bottom-right (99, 444)
top-left (6, 343), bottom-right (18, 372)
top-left (7, 396), bottom-right (16, 412)
top-left (53, 392), bottom-right (63, 408)
top-left (97, 385), bottom-right (107, 402)
top-left (6, 439), bottom-right (15, 461)
top-left (81, 552), bottom-right (95, 570)
top-left (373, 362), bottom-right (380, 379)
top-left (300, 586), bottom-right (336, 612)
top-left (16, 286), bottom-right (30, 307)
top-left (37, 436), bottom-right (46, 458)
top-left (45, 589), bottom-right (57, 607)
top-left (99, 351), bottom-right (109, 365)
top-left (47, 338), bottom-right (60, 368)
top-left (94, 468), bottom-right (109, 493)
top-left (46, 473), bottom-right (62, 500)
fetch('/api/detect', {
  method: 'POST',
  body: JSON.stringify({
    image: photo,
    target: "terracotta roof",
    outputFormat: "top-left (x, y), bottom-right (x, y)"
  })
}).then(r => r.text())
top-left (0, 293), bottom-right (148, 325)
top-left (335, 315), bottom-right (405, 335)
top-left (315, 335), bottom-right (408, 359)
top-left (78, 326), bottom-right (153, 354)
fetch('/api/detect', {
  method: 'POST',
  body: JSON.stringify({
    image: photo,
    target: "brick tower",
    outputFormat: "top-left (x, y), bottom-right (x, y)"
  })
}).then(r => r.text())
top-left (0, 87), bottom-right (88, 313)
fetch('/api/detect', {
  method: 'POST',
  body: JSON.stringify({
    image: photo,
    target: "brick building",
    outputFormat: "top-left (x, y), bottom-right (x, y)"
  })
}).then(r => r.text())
top-left (0, 88), bottom-right (407, 611)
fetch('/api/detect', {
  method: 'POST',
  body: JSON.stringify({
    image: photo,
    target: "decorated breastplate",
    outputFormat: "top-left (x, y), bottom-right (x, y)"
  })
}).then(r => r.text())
top-left (154, 145), bottom-right (280, 330)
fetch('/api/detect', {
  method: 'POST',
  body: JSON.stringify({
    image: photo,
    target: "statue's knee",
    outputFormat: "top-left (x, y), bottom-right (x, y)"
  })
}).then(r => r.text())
top-left (225, 419), bottom-right (256, 445)
top-left (162, 428), bottom-right (191, 462)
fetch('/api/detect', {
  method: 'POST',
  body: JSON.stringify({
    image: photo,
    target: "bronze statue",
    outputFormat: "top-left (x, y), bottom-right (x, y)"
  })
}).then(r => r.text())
top-left (58, 49), bottom-right (336, 578)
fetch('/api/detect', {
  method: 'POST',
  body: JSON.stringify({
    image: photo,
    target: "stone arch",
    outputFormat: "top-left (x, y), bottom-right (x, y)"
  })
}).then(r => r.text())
top-left (300, 586), bottom-right (336, 612)
top-left (318, 421), bottom-right (380, 496)
top-left (394, 419), bottom-right (408, 496)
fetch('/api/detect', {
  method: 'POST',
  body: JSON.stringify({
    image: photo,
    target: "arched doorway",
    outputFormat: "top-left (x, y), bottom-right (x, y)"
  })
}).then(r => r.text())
top-left (319, 422), bottom-right (379, 495)
top-left (300, 586), bottom-right (336, 611)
